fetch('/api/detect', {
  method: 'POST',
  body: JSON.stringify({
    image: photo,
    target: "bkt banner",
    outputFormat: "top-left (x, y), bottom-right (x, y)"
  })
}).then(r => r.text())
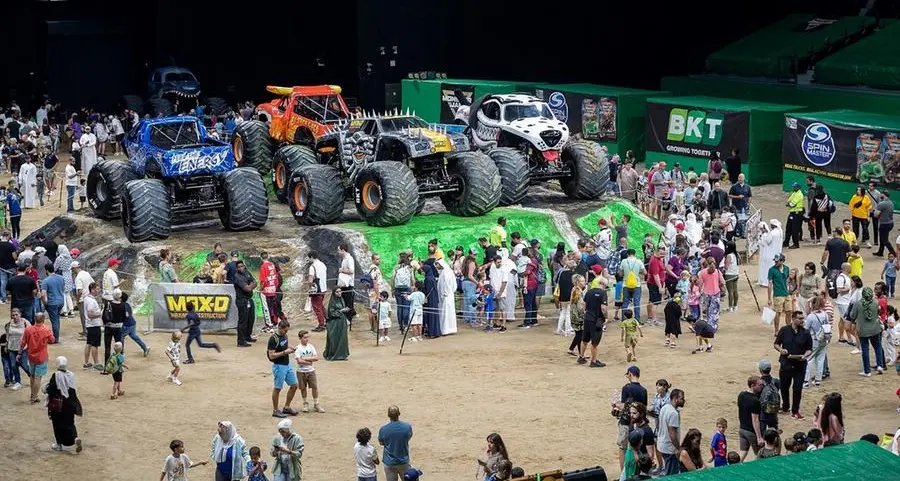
top-left (645, 102), bottom-right (750, 160)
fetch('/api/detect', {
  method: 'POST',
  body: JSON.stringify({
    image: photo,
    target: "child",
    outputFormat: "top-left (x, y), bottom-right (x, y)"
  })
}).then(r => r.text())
top-left (406, 281), bottom-right (426, 342)
top-left (78, 178), bottom-right (87, 210)
top-left (758, 429), bottom-right (779, 459)
top-left (883, 252), bottom-right (898, 298)
top-left (376, 291), bottom-right (392, 343)
top-left (888, 305), bottom-right (900, 370)
top-left (709, 418), bottom-right (728, 467)
top-left (620, 430), bottom-right (643, 480)
top-left (726, 451), bottom-right (741, 465)
top-left (166, 331), bottom-right (183, 385)
top-left (489, 459), bottom-right (512, 481)
top-left (782, 436), bottom-right (796, 454)
top-left (691, 317), bottom-right (715, 353)
top-left (620, 309), bottom-right (643, 362)
top-left (160, 439), bottom-right (207, 481)
top-left (613, 275), bottom-right (624, 321)
top-left (181, 301), bottom-right (221, 363)
top-left (295, 330), bottom-right (324, 413)
top-left (790, 432), bottom-right (809, 452)
top-left (687, 275), bottom-right (701, 321)
top-left (106, 341), bottom-right (128, 399)
top-left (354, 427), bottom-right (380, 481)
top-left (806, 428), bottom-right (823, 451)
top-left (664, 294), bottom-right (682, 348)
top-left (676, 271), bottom-right (690, 314)
top-left (848, 244), bottom-right (864, 278)
top-left (247, 446), bottom-right (268, 481)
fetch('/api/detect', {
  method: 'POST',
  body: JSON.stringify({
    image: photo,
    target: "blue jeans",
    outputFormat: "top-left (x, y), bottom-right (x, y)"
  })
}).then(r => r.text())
top-left (860, 334), bottom-right (886, 374)
top-left (524, 288), bottom-right (538, 326)
top-left (622, 286), bottom-right (642, 321)
top-left (122, 324), bottom-right (148, 353)
top-left (66, 185), bottom-right (76, 212)
top-left (15, 301), bottom-right (34, 323)
top-left (461, 280), bottom-right (477, 324)
top-left (3, 350), bottom-right (29, 384)
top-left (394, 287), bottom-right (410, 330)
top-left (185, 330), bottom-right (217, 360)
top-left (887, 276), bottom-right (896, 297)
top-left (0, 268), bottom-right (9, 302)
top-left (608, 181), bottom-right (620, 195)
top-left (46, 304), bottom-right (62, 342)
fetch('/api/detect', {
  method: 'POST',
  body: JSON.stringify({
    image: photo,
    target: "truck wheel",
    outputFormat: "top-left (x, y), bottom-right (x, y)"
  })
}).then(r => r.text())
top-left (561, 140), bottom-right (608, 199)
top-left (442, 151), bottom-right (501, 216)
top-left (219, 168), bottom-right (269, 231)
top-left (120, 95), bottom-right (143, 115)
top-left (87, 160), bottom-right (139, 219)
top-left (232, 120), bottom-right (275, 175)
top-left (146, 98), bottom-right (174, 117)
top-left (415, 197), bottom-right (426, 215)
top-left (488, 147), bottom-right (530, 206)
top-left (205, 97), bottom-right (229, 116)
top-left (354, 161), bottom-right (419, 227)
top-left (288, 164), bottom-right (344, 226)
top-left (273, 145), bottom-right (317, 203)
top-left (583, 140), bottom-right (611, 186)
top-left (121, 179), bottom-right (171, 242)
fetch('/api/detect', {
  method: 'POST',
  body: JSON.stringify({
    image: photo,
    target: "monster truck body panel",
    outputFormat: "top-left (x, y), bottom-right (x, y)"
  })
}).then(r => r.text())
top-left (256, 85), bottom-right (349, 144)
top-left (123, 117), bottom-right (233, 178)
top-left (148, 67), bottom-right (202, 100)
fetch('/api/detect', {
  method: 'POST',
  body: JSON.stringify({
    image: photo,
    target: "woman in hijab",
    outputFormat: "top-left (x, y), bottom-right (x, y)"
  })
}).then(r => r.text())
top-left (757, 222), bottom-right (776, 287)
top-left (323, 286), bottom-right (350, 361)
top-left (271, 419), bottom-right (304, 481)
top-left (210, 421), bottom-right (249, 481)
top-left (43, 356), bottom-right (82, 453)
top-left (421, 259), bottom-right (442, 338)
top-left (850, 286), bottom-right (886, 376)
top-left (54, 245), bottom-right (75, 317)
top-left (684, 213), bottom-right (702, 247)
top-left (437, 257), bottom-right (458, 335)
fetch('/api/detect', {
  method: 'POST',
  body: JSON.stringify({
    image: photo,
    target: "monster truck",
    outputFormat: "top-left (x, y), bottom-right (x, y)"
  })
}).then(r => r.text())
top-left (120, 67), bottom-right (229, 117)
top-left (87, 116), bottom-right (268, 242)
top-left (231, 85), bottom-right (349, 175)
top-left (454, 93), bottom-right (608, 205)
top-left (281, 111), bottom-right (501, 227)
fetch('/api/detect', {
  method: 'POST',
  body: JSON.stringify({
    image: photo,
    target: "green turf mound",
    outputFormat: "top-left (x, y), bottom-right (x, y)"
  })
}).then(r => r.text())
top-left (575, 200), bottom-right (664, 254)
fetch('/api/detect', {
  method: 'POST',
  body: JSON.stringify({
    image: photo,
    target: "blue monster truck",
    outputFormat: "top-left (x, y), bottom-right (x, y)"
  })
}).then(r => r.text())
top-left (120, 67), bottom-right (229, 117)
top-left (86, 116), bottom-right (268, 242)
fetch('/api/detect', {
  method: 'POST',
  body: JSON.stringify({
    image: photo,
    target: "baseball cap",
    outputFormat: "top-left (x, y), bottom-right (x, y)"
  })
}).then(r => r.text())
top-left (773, 253), bottom-right (785, 263)
top-left (598, 218), bottom-right (608, 226)
top-left (71, 261), bottom-right (80, 268)
top-left (676, 223), bottom-right (685, 230)
top-left (591, 264), bottom-right (603, 274)
top-left (791, 182), bottom-right (800, 188)
top-left (70, 248), bottom-right (80, 256)
top-left (107, 258), bottom-right (121, 267)
top-left (626, 365), bottom-right (641, 377)
top-left (34, 246), bottom-right (46, 253)
top-left (403, 468), bottom-right (423, 481)
top-left (758, 359), bottom-right (772, 372)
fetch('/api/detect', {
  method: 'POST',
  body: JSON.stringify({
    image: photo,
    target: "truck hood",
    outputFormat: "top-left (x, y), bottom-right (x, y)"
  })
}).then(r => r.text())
top-left (160, 81), bottom-right (201, 98)
top-left (161, 144), bottom-right (234, 177)
top-left (382, 127), bottom-right (470, 157)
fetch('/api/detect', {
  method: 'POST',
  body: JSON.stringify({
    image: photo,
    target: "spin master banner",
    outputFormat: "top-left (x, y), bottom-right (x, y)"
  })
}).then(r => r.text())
top-left (439, 83), bottom-right (475, 123)
top-left (533, 89), bottom-right (618, 142)
top-left (783, 117), bottom-right (900, 185)
top-left (645, 102), bottom-right (750, 160)
top-left (151, 283), bottom-right (237, 332)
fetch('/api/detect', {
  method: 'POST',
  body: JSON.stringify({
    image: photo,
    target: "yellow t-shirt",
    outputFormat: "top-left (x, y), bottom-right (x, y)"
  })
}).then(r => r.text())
top-left (842, 230), bottom-right (857, 245)
top-left (621, 318), bottom-right (639, 338)
top-left (849, 194), bottom-right (872, 219)
top-left (488, 225), bottom-right (507, 247)
top-left (849, 255), bottom-right (864, 278)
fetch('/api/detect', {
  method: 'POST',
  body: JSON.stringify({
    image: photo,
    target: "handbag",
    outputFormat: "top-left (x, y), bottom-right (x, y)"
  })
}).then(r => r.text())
top-left (48, 395), bottom-right (63, 413)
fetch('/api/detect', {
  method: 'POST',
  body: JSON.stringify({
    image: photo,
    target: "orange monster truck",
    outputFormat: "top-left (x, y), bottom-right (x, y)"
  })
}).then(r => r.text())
top-left (230, 85), bottom-right (350, 179)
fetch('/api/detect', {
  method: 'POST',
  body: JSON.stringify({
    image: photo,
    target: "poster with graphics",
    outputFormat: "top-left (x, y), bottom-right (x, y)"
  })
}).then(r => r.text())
top-left (439, 83), bottom-right (474, 123)
top-left (783, 116), bottom-right (900, 185)
top-left (533, 89), bottom-right (617, 141)
top-left (645, 102), bottom-right (749, 159)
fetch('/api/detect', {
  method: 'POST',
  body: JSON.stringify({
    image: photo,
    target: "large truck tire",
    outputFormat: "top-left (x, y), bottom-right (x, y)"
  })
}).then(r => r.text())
top-left (121, 179), bottom-right (171, 242)
top-left (287, 164), bottom-right (345, 226)
top-left (273, 145), bottom-right (317, 203)
top-left (219, 168), bottom-right (269, 231)
top-left (488, 147), bottom-right (531, 206)
top-left (442, 151), bottom-right (501, 216)
top-left (231, 120), bottom-right (275, 175)
top-left (146, 98), bottom-right (174, 117)
top-left (561, 140), bottom-right (608, 199)
top-left (354, 161), bottom-right (419, 227)
top-left (87, 160), bottom-right (140, 219)
top-left (205, 97), bottom-right (229, 116)
top-left (583, 140), bottom-right (611, 192)
top-left (121, 95), bottom-right (143, 115)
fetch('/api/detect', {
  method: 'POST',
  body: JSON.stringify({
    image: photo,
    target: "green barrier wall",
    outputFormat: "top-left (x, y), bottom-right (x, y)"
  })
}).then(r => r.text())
top-left (644, 96), bottom-right (804, 185)
top-left (575, 200), bottom-right (664, 254)
top-left (401, 79), bottom-right (542, 123)
top-left (815, 21), bottom-right (900, 90)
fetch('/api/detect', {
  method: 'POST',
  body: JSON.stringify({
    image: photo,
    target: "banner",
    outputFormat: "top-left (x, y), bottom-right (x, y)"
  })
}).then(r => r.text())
top-left (152, 283), bottom-right (238, 332)
top-left (533, 88), bottom-right (618, 142)
top-left (783, 116), bottom-right (900, 186)
top-left (439, 83), bottom-right (474, 123)
top-left (645, 102), bottom-right (750, 160)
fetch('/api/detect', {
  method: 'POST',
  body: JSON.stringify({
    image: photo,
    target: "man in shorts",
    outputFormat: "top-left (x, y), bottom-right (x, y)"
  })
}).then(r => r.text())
top-left (767, 254), bottom-right (792, 336)
top-left (580, 282), bottom-right (608, 368)
top-left (647, 247), bottom-right (666, 325)
top-left (294, 329), bottom-right (325, 413)
top-left (267, 320), bottom-right (299, 418)
top-left (82, 282), bottom-right (103, 370)
top-left (737, 376), bottom-right (765, 461)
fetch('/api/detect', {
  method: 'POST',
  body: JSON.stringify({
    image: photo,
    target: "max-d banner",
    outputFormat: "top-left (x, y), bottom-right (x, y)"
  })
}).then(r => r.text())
top-left (532, 88), bottom-right (618, 142)
top-left (439, 83), bottom-right (474, 123)
top-left (645, 102), bottom-right (750, 160)
top-left (783, 116), bottom-right (900, 185)
top-left (151, 283), bottom-right (237, 332)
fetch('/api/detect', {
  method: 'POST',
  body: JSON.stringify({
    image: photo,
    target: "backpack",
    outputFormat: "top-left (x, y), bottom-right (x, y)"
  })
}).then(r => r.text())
top-left (826, 272), bottom-right (839, 299)
top-left (711, 159), bottom-right (722, 174)
top-left (623, 260), bottom-right (640, 289)
top-left (760, 378), bottom-right (781, 415)
top-left (104, 354), bottom-right (119, 374)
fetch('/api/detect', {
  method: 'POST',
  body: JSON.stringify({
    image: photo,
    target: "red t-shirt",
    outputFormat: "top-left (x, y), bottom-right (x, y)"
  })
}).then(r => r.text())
top-left (259, 260), bottom-right (279, 297)
top-left (22, 323), bottom-right (55, 364)
top-left (648, 256), bottom-right (665, 287)
top-left (525, 258), bottom-right (539, 291)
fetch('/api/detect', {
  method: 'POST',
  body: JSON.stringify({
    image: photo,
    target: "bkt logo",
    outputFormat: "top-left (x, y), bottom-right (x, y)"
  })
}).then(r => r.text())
top-left (666, 108), bottom-right (724, 146)
top-left (548, 92), bottom-right (568, 123)
top-left (801, 122), bottom-right (835, 166)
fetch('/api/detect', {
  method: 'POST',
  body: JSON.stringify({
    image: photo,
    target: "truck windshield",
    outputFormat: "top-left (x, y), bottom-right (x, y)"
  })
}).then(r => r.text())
top-left (378, 116), bottom-right (429, 132)
top-left (164, 72), bottom-right (197, 82)
top-left (503, 104), bottom-right (554, 122)
top-left (149, 121), bottom-right (203, 149)
top-left (293, 95), bottom-right (347, 123)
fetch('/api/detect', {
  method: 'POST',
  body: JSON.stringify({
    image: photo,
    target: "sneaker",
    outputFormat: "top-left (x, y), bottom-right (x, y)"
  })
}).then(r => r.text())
top-left (577, 357), bottom-right (587, 365)
top-left (814, 381), bottom-right (821, 387)
top-left (82, 363), bottom-right (92, 370)
top-left (282, 407), bottom-right (299, 416)
top-left (301, 402), bottom-right (310, 413)
top-left (385, 336), bottom-right (391, 341)
top-left (93, 364), bottom-right (104, 371)
top-left (143, 348), bottom-right (151, 357)
top-left (791, 413), bottom-right (805, 420)
top-left (11, 382), bottom-right (21, 391)
top-left (866, 242), bottom-right (873, 248)
top-left (850, 349), bottom-right (861, 354)
top-left (408, 337), bottom-right (417, 343)
top-left (589, 361), bottom-right (606, 368)
top-left (51, 443), bottom-right (62, 451)
top-left (498, 326), bottom-right (507, 333)
top-left (838, 339), bottom-right (848, 344)
top-left (877, 367), bottom-right (885, 375)
top-left (183, 359), bottom-right (195, 364)
top-left (517, 323), bottom-right (530, 329)
top-left (173, 378), bottom-right (183, 386)
top-left (314, 403), bottom-right (325, 413)
top-left (802, 382), bottom-right (810, 389)
top-left (272, 410), bottom-right (287, 418)
top-left (858, 372), bottom-right (872, 377)
top-left (3, 382), bottom-right (9, 388)
top-left (167, 373), bottom-right (173, 381)
top-left (312, 326), bottom-right (325, 332)
top-left (214, 344), bottom-right (221, 353)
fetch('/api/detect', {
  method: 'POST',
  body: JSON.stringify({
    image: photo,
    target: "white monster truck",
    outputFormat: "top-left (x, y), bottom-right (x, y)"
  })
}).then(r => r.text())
top-left (454, 93), bottom-right (608, 205)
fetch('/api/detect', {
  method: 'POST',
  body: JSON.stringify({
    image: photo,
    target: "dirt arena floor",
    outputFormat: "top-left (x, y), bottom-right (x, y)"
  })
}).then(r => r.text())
top-left (1, 167), bottom-right (898, 480)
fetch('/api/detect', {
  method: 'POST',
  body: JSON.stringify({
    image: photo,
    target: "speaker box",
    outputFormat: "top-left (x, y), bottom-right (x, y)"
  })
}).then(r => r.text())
top-left (563, 466), bottom-right (607, 481)
top-left (385, 83), bottom-right (401, 109)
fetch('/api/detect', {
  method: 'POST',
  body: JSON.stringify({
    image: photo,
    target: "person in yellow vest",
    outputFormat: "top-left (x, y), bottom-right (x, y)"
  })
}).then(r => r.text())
top-left (783, 182), bottom-right (805, 249)
top-left (488, 217), bottom-right (507, 248)
top-left (840, 219), bottom-right (857, 246)
top-left (849, 185), bottom-right (873, 248)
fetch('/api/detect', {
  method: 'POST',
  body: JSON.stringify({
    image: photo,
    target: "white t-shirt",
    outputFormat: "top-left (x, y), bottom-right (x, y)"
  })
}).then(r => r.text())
top-left (295, 343), bottom-right (317, 373)
top-left (75, 270), bottom-right (95, 303)
top-left (162, 453), bottom-right (192, 481)
top-left (378, 301), bottom-right (391, 329)
top-left (167, 341), bottom-right (181, 363)
top-left (102, 268), bottom-right (119, 300)
top-left (308, 260), bottom-right (327, 294)
top-left (65, 164), bottom-right (78, 187)
top-left (835, 274), bottom-right (852, 305)
top-left (354, 442), bottom-right (377, 478)
top-left (512, 243), bottom-right (525, 259)
top-left (83, 295), bottom-right (102, 328)
top-left (338, 253), bottom-right (355, 287)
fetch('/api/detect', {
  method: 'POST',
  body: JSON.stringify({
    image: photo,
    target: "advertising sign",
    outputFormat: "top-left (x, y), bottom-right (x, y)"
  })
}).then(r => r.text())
top-left (439, 83), bottom-right (474, 123)
top-left (645, 102), bottom-right (750, 160)
top-left (783, 116), bottom-right (900, 185)
top-left (534, 89), bottom-right (617, 142)
top-left (152, 283), bottom-right (238, 331)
